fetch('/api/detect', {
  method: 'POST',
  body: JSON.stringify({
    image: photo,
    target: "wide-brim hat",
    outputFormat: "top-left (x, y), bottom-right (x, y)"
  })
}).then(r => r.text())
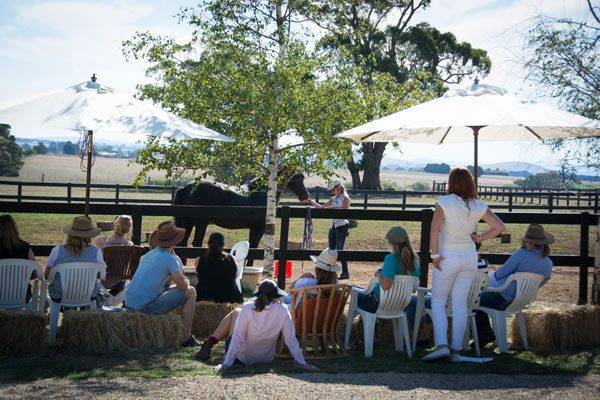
top-left (520, 224), bottom-right (555, 245)
top-left (310, 248), bottom-right (342, 272)
top-left (63, 216), bottom-right (101, 238)
top-left (149, 221), bottom-right (185, 247)
top-left (327, 179), bottom-right (342, 191)
top-left (253, 279), bottom-right (287, 298)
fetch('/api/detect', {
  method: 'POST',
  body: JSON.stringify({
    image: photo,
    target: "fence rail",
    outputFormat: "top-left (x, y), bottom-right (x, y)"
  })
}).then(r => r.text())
top-left (0, 201), bottom-right (597, 304)
top-left (2, 180), bottom-right (599, 213)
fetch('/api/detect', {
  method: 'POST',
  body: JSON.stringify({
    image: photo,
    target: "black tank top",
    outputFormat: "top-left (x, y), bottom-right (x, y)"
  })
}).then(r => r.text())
top-left (0, 240), bottom-right (31, 259)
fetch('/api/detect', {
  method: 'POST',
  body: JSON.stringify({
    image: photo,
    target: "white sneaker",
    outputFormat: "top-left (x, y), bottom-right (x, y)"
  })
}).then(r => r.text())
top-left (421, 347), bottom-right (450, 361)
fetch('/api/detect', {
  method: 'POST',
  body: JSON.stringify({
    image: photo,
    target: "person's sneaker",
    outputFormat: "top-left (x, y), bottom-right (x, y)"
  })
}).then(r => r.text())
top-left (421, 347), bottom-right (450, 361)
top-left (338, 273), bottom-right (350, 280)
top-left (180, 335), bottom-right (201, 348)
top-left (195, 340), bottom-right (214, 360)
top-left (476, 332), bottom-right (496, 349)
top-left (450, 352), bottom-right (461, 363)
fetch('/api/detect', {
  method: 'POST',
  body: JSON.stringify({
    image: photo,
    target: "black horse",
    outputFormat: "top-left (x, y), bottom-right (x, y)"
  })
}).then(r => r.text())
top-left (173, 173), bottom-right (309, 264)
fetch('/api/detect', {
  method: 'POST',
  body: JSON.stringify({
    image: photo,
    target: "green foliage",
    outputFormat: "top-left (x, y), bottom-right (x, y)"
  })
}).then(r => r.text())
top-left (380, 180), bottom-right (403, 190)
top-left (467, 165), bottom-right (484, 177)
top-left (411, 181), bottom-right (430, 191)
top-left (423, 163), bottom-right (450, 174)
top-left (524, 4), bottom-right (600, 171)
top-left (63, 141), bottom-right (78, 155)
top-left (0, 124), bottom-right (24, 177)
top-left (514, 172), bottom-right (565, 189)
top-left (33, 142), bottom-right (48, 155)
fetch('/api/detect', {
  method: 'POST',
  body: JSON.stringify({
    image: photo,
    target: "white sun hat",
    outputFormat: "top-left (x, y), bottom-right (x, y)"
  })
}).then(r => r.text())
top-left (310, 248), bottom-right (342, 272)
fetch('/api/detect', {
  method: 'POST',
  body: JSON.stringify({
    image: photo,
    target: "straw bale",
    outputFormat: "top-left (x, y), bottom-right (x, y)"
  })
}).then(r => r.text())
top-left (0, 310), bottom-right (47, 354)
top-left (192, 301), bottom-right (240, 339)
top-left (62, 310), bottom-right (183, 353)
top-left (510, 306), bottom-right (600, 351)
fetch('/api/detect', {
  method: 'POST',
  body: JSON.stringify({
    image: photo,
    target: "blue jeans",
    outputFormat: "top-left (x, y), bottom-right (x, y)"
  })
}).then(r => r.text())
top-left (357, 293), bottom-right (379, 313)
top-left (328, 224), bottom-right (349, 275)
top-left (136, 289), bottom-right (186, 315)
top-left (475, 292), bottom-right (511, 334)
top-left (405, 295), bottom-right (432, 328)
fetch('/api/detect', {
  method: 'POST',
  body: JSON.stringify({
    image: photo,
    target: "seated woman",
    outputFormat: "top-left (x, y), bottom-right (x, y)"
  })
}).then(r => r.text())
top-left (45, 216), bottom-right (106, 304)
top-left (0, 214), bottom-right (37, 303)
top-left (94, 215), bottom-right (134, 296)
top-left (195, 232), bottom-right (243, 303)
top-left (475, 224), bottom-right (554, 348)
top-left (356, 226), bottom-right (420, 313)
top-left (198, 279), bottom-right (318, 372)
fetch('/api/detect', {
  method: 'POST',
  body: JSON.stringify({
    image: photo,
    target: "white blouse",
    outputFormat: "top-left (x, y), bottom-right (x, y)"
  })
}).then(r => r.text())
top-left (437, 194), bottom-right (488, 251)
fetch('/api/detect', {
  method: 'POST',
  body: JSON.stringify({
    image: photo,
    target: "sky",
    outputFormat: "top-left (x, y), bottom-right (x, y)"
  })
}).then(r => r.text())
top-left (0, 0), bottom-right (594, 171)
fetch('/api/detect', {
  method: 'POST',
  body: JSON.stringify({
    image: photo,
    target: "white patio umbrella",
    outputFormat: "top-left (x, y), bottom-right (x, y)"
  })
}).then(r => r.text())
top-left (0, 75), bottom-right (234, 215)
top-left (337, 81), bottom-right (600, 184)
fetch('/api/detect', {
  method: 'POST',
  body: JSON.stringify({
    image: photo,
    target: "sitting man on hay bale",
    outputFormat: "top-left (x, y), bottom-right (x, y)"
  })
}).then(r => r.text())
top-left (125, 221), bottom-right (200, 347)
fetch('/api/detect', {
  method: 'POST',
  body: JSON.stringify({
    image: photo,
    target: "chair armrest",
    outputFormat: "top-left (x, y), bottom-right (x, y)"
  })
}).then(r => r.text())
top-left (417, 287), bottom-right (431, 294)
top-left (351, 286), bottom-right (367, 295)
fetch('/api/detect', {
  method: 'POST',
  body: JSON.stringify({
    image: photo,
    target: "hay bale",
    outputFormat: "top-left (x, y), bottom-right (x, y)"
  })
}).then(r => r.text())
top-left (0, 310), bottom-right (47, 354)
top-left (62, 310), bottom-right (183, 353)
top-left (192, 301), bottom-right (240, 339)
top-left (511, 306), bottom-right (600, 351)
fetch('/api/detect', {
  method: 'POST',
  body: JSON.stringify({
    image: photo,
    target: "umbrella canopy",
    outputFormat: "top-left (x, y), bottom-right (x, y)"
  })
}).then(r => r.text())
top-left (337, 83), bottom-right (600, 183)
top-left (0, 78), bottom-right (234, 143)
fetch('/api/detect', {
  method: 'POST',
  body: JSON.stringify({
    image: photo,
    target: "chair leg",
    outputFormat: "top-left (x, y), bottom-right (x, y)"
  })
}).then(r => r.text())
top-left (362, 314), bottom-right (376, 358)
top-left (48, 302), bottom-right (61, 345)
top-left (470, 316), bottom-right (481, 356)
top-left (344, 309), bottom-right (355, 351)
top-left (516, 312), bottom-right (529, 351)
top-left (402, 316), bottom-right (413, 359)
top-left (392, 317), bottom-right (403, 353)
top-left (491, 312), bottom-right (508, 353)
top-left (412, 308), bottom-right (423, 352)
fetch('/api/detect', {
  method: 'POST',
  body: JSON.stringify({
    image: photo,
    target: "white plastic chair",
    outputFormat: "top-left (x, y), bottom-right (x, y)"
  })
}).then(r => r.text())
top-left (412, 270), bottom-right (489, 355)
top-left (229, 241), bottom-right (249, 293)
top-left (47, 262), bottom-right (106, 344)
top-left (476, 272), bottom-right (545, 353)
top-left (0, 259), bottom-right (46, 312)
top-left (344, 275), bottom-right (418, 358)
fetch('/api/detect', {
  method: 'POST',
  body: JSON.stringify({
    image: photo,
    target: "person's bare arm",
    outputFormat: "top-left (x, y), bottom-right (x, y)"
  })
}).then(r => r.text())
top-left (380, 276), bottom-right (394, 291)
top-left (341, 197), bottom-right (350, 209)
top-left (478, 208), bottom-right (506, 241)
top-left (27, 249), bottom-right (36, 261)
top-left (430, 205), bottom-right (444, 270)
top-left (170, 271), bottom-right (189, 291)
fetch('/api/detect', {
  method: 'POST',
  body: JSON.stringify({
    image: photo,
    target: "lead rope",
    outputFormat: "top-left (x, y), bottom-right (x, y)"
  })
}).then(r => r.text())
top-left (301, 205), bottom-right (314, 273)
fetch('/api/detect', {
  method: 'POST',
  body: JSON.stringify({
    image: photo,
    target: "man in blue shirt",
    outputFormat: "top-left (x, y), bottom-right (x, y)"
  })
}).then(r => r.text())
top-left (475, 224), bottom-right (554, 348)
top-left (125, 221), bottom-right (199, 347)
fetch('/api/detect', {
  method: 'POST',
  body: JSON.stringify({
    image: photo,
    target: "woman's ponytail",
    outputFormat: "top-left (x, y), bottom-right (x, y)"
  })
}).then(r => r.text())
top-left (254, 293), bottom-right (270, 312)
top-left (398, 242), bottom-right (418, 275)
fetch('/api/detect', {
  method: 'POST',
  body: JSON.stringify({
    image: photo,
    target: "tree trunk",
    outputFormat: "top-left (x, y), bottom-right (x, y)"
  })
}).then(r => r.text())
top-left (347, 159), bottom-right (361, 189)
top-left (592, 221), bottom-right (600, 305)
top-left (359, 142), bottom-right (387, 190)
top-left (263, 132), bottom-right (279, 278)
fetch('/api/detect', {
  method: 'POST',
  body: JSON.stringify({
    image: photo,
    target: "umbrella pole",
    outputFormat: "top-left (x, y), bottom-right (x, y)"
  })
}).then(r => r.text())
top-left (84, 130), bottom-right (93, 217)
top-left (470, 126), bottom-right (482, 188)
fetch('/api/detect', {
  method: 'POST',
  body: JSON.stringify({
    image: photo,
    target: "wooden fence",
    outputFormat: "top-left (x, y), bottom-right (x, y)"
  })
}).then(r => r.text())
top-left (0, 201), bottom-right (597, 304)
top-left (1, 180), bottom-right (599, 213)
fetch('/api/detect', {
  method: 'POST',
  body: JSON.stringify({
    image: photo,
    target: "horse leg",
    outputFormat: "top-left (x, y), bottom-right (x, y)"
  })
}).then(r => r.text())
top-left (192, 219), bottom-right (209, 248)
top-left (176, 218), bottom-right (194, 265)
top-left (247, 225), bottom-right (264, 267)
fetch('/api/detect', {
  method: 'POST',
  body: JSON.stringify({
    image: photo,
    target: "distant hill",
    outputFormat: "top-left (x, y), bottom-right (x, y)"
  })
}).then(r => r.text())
top-left (480, 162), bottom-right (549, 174)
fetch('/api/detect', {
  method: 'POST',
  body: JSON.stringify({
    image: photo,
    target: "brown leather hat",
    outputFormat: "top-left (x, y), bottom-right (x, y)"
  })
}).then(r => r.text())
top-left (520, 224), bottom-right (555, 245)
top-left (63, 216), bottom-right (101, 238)
top-left (149, 221), bottom-right (185, 247)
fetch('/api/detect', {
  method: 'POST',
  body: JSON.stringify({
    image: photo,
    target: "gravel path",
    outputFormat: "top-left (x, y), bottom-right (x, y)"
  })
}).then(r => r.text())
top-left (1, 373), bottom-right (599, 399)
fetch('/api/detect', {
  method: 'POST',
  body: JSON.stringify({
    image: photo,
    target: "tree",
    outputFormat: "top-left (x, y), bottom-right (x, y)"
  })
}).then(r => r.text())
top-left (514, 172), bottom-right (563, 189)
top-left (299, 0), bottom-right (491, 188)
top-left (558, 159), bottom-right (580, 188)
top-left (423, 163), bottom-right (450, 174)
top-left (467, 165), bottom-right (484, 177)
top-left (48, 141), bottom-right (59, 154)
top-left (123, 0), bottom-right (358, 276)
top-left (63, 141), bottom-right (78, 155)
top-left (0, 124), bottom-right (24, 177)
top-left (33, 142), bottom-right (48, 155)
top-left (523, 1), bottom-right (600, 171)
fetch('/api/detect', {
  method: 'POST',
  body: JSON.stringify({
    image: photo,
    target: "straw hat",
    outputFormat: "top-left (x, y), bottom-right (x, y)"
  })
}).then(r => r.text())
top-left (310, 248), bottom-right (342, 272)
top-left (520, 224), bottom-right (554, 245)
top-left (63, 216), bottom-right (101, 238)
top-left (253, 279), bottom-right (287, 298)
top-left (149, 221), bottom-right (185, 247)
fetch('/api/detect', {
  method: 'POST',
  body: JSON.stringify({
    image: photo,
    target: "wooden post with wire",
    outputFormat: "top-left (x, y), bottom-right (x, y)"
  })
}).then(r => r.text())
top-left (83, 129), bottom-right (93, 216)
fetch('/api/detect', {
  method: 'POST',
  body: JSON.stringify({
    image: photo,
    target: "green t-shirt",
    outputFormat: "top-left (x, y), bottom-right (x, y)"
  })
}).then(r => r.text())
top-left (372, 253), bottom-right (420, 301)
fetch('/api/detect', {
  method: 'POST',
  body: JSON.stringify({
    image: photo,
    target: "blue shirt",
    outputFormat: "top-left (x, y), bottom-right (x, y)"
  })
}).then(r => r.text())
top-left (492, 248), bottom-right (552, 301)
top-left (372, 253), bottom-right (420, 300)
top-left (125, 247), bottom-right (183, 310)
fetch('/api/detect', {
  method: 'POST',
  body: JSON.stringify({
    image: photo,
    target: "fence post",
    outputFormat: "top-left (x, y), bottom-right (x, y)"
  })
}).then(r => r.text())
top-left (131, 206), bottom-right (143, 245)
top-left (578, 212), bottom-right (590, 305)
top-left (17, 182), bottom-right (22, 202)
top-left (115, 184), bottom-right (120, 205)
top-left (277, 205), bottom-right (291, 289)
top-left (315, 190), bottom-right (320, 204)
top-left (566, 193), bottom-right (570, 207)
top-left (548, 193), bottom-right (554, 213)
top-left (363, 192), bottom-right (368, 210)
top-left (170, 186), bottom-right (177, 204)
top-left (402, 191), bottom-right (407, 210)
top-left (67, 183), bottom-right (72, 204)
top-left (419, 208), bottom-right (433, 287)
top-left (594, 194), bottom-right (599, 214)
top-left (508, 192), bottom-right (513, 212)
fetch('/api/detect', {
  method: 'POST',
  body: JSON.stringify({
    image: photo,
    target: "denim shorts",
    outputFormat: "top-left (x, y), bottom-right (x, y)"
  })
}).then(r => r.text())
top-left (139, 289), bottom-right (186, 315)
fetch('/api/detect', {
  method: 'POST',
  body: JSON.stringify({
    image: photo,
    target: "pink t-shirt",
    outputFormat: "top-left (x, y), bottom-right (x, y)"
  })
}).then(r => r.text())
top-left (94, 235), bottom-right (133, 248)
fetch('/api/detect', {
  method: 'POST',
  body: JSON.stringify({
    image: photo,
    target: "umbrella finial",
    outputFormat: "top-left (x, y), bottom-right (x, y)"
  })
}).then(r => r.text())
top-left (474, 76), bottom-right (479, 85)
top-left (91, 73), bottom-right (97, 83)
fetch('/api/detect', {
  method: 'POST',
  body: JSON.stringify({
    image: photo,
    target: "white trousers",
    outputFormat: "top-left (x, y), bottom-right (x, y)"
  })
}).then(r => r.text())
top-left (431, 249), bottom-right (477, 350)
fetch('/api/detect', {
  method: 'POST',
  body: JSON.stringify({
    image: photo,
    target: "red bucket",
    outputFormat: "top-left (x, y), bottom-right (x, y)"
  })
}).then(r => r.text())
top-left (274, 261), bottom-right (292, 278)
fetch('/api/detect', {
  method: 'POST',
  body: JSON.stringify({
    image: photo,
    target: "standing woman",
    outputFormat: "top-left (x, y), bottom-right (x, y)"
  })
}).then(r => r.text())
top-left (423, 167), bottom-right (505, 362)
top-left (318, 179), bottom-right (351, 279)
